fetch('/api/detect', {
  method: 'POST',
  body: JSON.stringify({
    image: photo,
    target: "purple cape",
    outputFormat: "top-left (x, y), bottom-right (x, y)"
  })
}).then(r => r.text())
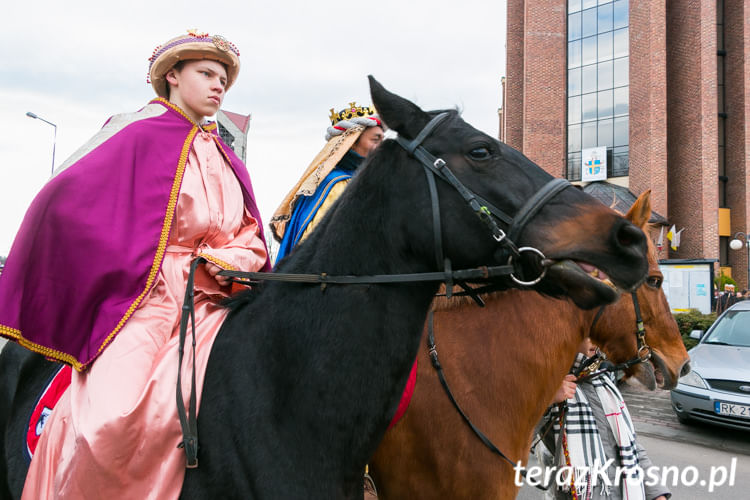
top-left (0, 99), bottom-right (270, 370)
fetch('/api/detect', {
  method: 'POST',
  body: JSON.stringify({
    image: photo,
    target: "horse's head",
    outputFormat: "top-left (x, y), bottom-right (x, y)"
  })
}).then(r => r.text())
top-left (591, 190), bottom-right (690, 390)
top-left (369, 76), bottom-right (648, 309)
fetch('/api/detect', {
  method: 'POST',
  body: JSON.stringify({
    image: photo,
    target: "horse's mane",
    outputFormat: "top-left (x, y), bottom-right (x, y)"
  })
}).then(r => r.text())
top-left (226, 108), bottom-right (467, 314)
top-left (431, 285), bottom-right (527, 311)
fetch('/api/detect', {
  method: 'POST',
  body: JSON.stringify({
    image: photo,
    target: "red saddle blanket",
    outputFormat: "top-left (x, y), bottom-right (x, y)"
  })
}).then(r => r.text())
top-left (389, 359), bottom-right (417, 429)
top-left (26, 365), bottom-right (72, 459)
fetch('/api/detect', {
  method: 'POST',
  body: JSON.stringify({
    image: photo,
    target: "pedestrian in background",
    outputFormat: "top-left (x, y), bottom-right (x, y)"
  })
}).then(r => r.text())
top-left (535, 338), bottom-right (671, 500)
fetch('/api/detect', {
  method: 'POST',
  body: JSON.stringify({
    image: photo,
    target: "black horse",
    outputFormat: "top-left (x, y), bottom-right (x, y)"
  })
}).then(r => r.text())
top-left (1, 77), bottom-right (648, 499)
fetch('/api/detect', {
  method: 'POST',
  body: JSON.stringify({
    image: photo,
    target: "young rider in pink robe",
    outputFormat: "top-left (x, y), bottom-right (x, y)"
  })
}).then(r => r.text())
top-left (5, 30), bottom-right (269, 499)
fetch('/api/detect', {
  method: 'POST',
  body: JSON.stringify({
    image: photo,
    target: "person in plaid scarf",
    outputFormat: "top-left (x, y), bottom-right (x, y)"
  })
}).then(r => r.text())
top-left (536, 338), bottom-right (671, 500)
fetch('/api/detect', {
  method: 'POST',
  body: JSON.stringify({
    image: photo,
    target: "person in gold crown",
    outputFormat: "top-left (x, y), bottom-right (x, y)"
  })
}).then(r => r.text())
top-left (270, 102), bottom-right (384, 263)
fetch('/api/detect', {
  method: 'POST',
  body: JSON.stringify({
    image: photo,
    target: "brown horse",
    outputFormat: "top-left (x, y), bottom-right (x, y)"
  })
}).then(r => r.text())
top-left (368, 190), bottom-right (690, 500)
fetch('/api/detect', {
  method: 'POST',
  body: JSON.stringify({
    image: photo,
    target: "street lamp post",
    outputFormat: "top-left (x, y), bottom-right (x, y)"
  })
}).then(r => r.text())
top-left (729, 231), bottom-right (749, 289)
top-left (26, 112), bottom-right (57, 176)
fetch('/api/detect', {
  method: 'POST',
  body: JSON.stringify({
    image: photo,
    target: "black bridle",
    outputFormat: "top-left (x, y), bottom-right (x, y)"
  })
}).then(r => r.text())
top-left (175, 112), bottom-right (573, 468)
top-left (221, 112), bottom-right (573, 292)
top-left (395, 112), bottom-right (571, 291)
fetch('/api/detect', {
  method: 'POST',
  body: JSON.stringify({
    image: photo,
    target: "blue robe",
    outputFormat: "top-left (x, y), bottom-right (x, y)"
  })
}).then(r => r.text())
top-left (275, 150), bottom-right (363, 264)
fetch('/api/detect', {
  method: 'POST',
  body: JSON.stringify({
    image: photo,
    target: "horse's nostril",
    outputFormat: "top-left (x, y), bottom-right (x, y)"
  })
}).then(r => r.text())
top-left (680, 360), bottom-right (691, 377)
top-left (616, 221), bottom-right (645, 248)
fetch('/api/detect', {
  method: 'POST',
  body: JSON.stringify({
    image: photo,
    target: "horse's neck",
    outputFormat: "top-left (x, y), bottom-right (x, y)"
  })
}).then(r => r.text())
top-left (232, 166), bottom-right (439, 468)
top-left (280, 159), bottom-right (432, 277)
top-left (467, 293), bottom-right (588, 453)
top-left (369, 292), bottom-right (590, 499)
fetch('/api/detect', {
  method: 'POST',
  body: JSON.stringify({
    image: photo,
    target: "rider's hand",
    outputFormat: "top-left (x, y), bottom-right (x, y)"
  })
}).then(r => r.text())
top-left (205, 261), bottom-right (231, 287)
top-left (551, 374), bottom-right (577, 403)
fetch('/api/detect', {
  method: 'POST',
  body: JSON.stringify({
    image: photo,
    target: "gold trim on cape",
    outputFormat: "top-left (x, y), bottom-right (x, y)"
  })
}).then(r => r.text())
top-left (0, 104), bottom-right (199, 371)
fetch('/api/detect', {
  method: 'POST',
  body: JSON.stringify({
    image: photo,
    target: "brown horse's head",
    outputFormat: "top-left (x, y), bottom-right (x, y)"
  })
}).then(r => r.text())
top-left (591, 190), bottom-right (690, 390)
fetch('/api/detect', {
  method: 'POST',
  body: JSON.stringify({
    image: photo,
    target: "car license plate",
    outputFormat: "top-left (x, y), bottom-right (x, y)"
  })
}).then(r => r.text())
top-left (714, 401), bottom-right (750, 419)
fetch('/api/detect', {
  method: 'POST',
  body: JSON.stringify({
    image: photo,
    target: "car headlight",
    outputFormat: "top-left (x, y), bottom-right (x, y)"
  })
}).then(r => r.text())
top-left (679, 370), bottom-right (709, 389)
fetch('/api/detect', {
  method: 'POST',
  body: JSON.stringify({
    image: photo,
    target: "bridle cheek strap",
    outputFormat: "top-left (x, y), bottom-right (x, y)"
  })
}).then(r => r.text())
top-left (395, 112), bottom-right (573, 289)
top-left (584, 291), bottom-right (652, 379)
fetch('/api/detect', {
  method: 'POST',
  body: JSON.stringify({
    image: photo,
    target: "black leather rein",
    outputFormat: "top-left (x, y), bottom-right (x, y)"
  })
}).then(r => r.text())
top-left (176, 113), bottom-right (574, 468)
top-left (425, 290), bottom-right (652, 491)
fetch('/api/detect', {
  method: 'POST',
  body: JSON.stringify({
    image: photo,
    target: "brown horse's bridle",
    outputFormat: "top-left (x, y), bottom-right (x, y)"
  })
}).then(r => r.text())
top-left (583, 291), bottom-right (652, 377)
top-left (426, 291), bottom-right (652, 491)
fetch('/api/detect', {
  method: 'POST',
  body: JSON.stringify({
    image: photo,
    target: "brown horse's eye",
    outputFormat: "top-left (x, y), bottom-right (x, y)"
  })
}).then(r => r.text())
top-left (646, 276), bottom-right (662, 289)
top-left (468, 147), bottom-right (491, 160)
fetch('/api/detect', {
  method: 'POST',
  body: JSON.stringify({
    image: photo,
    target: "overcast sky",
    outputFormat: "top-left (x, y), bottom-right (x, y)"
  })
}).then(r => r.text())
top-left (0, 0), bottom-right (507, 255)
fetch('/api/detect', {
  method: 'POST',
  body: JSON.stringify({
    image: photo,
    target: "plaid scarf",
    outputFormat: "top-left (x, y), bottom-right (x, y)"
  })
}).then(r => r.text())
top-left (546, 353), bottom-right (645, 500)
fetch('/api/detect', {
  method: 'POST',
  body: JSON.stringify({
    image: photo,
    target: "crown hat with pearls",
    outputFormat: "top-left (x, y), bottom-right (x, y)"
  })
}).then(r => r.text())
top-left (147, 29), bottom-right (241, 98)
top-left (325, 102), bottom-right (383, 141)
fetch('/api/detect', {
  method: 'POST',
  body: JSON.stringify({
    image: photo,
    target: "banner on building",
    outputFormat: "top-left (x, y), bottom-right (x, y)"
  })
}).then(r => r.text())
top-left (581, 146), bottom-right (607, 182)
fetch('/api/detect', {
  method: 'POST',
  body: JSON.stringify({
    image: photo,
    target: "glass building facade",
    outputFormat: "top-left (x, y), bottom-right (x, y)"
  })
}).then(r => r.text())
top-left (567, 0), bottom-right (629, 180)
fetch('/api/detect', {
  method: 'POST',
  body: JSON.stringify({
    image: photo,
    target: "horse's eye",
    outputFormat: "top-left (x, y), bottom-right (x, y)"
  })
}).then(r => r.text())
top-left (646, 276), bottom-right (662, 289)
top-left (468, 147), bottom-right (491, 160)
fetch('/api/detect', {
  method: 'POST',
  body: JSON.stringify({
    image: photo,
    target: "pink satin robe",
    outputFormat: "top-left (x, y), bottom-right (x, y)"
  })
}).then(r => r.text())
top-left (22, 131), bottom-right (268, 499)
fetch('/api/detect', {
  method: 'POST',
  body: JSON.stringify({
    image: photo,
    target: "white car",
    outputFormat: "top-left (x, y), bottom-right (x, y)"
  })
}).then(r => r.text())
top-left (671, 300), bottom-right (750, 430)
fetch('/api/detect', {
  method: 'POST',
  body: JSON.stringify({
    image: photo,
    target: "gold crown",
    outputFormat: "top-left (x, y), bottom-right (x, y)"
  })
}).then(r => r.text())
top-left (329, 102), bottom-right (377, 125)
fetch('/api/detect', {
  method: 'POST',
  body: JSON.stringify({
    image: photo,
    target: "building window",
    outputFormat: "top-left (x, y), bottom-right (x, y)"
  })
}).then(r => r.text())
top-left (566, 0), bottom-right (629, 181)
top-left (218, 123), bottom-right (236, 149)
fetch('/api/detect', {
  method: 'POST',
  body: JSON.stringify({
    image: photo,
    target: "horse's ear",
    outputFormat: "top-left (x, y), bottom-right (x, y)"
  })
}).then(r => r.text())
top-left (626, 189), bottom-right (652, 228)
top-left (369, 75), bottom-right (431, 140)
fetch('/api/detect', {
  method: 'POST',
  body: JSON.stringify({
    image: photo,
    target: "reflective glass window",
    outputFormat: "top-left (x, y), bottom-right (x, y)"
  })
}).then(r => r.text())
top-left (598, 89), bottom-right (613, 119)
top-left (582, 36), bottom-right (597, 66)
top-left (582, 8), bottom-right (597, 38)
top-left (597, 3), bottom-right (613, 33)
top-left (582, 93), bottom-right (597, 121)
top-left (613, 28), bottom-right (628, 58)
top-left (569, 39), bottom-right (582, 68)
top-left (582, 121), bottom-right (598, 149)
top-left (569, 96), bottom-right (582, 124)
top-left (614, 116), bottom-right (629, 146)
top-left (598, 118), bottom-right (613, 147)
top-left (598, 31), bottom-right (613, 61)
top-left (567, 152), bottom-right (582, 181)
top-left (569, 12), bottom-right (582, 41)
top-left (613, 146), bottom-right (629, 175)
top-left (582, 64), bottom-right (598, 94)
top-left (614, 87), bottom-right (628, 115)
top-left (598, 60), bottom-right (613, 90)
top-left (613, 0), bottom-right (628, 29)
top-left (569, 124), bottom-right (582, 153)
top-left (568, 0), bottom-right (628, 181)
top-left (569, 68), bottom-right (582, 96)
top-left (613, 57), bottom-right (628, 87)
